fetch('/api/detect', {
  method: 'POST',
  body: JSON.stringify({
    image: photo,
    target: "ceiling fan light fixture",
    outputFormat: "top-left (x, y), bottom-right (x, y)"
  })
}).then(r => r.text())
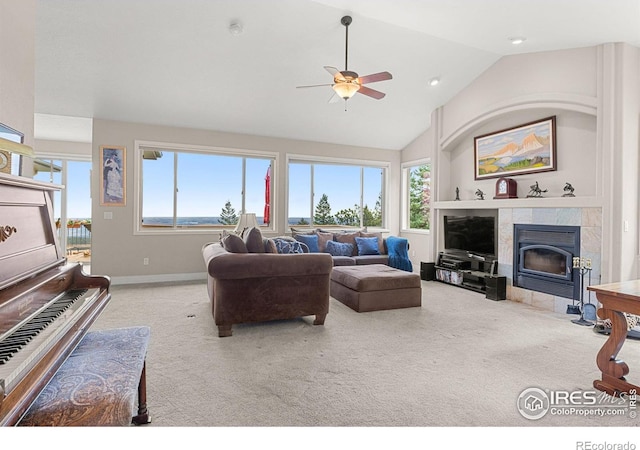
top-left (332, 81), bottom-right (360, 99)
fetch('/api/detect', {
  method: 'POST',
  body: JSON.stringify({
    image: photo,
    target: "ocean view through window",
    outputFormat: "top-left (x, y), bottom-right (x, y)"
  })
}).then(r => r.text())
top-left (137, 142), bottom-right (275, 230)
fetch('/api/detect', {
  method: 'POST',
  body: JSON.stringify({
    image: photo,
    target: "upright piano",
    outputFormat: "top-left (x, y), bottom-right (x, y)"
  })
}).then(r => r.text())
top-left (0, 173), bottom-right (111, 426)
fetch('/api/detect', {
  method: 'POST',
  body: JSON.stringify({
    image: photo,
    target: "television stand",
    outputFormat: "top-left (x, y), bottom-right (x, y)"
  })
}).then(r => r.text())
top-left (434, 251), bottom-right (506, 300)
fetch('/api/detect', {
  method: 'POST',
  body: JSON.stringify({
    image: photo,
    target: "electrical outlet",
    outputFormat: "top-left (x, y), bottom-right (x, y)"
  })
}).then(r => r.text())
top-left (143, 258), bottom-right (149, 265)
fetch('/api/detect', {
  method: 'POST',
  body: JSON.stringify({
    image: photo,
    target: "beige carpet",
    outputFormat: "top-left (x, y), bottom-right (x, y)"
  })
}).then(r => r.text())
top-left (92, 279), bottom-right (640, 429)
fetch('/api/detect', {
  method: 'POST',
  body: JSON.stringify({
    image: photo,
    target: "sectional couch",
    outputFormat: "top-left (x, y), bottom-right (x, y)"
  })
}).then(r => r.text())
top-left (201, 227), bottom-right (413, 336)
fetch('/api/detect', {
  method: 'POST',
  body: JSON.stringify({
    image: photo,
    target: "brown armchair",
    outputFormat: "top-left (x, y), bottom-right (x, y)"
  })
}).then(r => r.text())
top-left (202, 242), bottom-right (333, 337)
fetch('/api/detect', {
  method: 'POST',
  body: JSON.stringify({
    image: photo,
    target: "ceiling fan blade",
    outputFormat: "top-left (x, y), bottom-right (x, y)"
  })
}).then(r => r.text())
top-left (328, 92), bottom-right (341, 103)
top-left (325, 66), bottom-right (346, 82)
top-left (357, 85), bottom-right (386, 100)
top-left (357, 71), bottom-right (392, 85)
top-left (324, 66), bottom-right (339, 76)
top-left (296, 83), bottom-right (333, 89)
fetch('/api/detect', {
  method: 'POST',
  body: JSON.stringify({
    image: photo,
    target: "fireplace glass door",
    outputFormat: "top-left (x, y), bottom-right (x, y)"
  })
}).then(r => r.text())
top-left (520, 245), bottom-right (572, 281)
top-left (513, 224), bottom-right (580, 299)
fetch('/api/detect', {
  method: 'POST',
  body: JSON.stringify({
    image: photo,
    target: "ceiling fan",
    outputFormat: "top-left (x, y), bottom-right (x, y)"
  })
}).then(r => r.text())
top-left (297, 15), bottom-right (392, 105)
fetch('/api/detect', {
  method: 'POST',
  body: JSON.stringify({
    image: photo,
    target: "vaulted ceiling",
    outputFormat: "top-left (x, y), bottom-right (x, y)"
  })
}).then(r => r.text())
top-left (34, 0), bottom-right (640, 150)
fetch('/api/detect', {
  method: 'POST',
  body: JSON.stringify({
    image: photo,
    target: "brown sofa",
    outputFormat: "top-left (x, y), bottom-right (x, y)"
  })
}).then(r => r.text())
top-left (202, 239), bottom-right (333, 337)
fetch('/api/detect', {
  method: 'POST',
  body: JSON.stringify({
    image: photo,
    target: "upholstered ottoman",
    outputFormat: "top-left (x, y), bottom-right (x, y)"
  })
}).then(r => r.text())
top-left (330, 264), bottom-right (421, 312)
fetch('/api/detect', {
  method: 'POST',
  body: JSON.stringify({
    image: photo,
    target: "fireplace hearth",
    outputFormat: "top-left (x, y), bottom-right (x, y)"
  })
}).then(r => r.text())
top-left (513, 224), bottom-right (581, 299)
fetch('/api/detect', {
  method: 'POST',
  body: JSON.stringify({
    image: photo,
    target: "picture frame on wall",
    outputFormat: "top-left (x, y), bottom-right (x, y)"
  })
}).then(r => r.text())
top-left (100, 145), bottom-right (126, 206)
top-left (474, 116), bottom-right (557, 180)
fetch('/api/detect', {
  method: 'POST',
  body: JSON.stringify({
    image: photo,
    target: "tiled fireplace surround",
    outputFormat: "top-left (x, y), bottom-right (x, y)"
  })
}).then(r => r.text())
top-left (497, 207), bottom-right (602, 313)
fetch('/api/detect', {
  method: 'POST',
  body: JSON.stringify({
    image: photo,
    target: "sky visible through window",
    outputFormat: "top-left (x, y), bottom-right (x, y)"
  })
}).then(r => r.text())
top-left (35, 155), bottom-right (382, 222)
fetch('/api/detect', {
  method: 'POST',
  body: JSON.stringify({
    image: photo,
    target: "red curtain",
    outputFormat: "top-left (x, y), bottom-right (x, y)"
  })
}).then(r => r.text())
top-left (263, 165), bottom-right (271, 225)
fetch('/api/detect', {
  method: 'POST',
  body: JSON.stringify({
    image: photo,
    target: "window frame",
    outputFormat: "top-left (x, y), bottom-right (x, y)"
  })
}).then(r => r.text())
top-left (286, 153), bottom-right (389, 230)
top-left (133, 140), bottom-right (278, 235)
top-left (401, 158), bottom-right (431, 234)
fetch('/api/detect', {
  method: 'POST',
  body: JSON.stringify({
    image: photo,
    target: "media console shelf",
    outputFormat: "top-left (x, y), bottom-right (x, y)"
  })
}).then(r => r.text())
top-left (435, 252), bottom-right (506, 300)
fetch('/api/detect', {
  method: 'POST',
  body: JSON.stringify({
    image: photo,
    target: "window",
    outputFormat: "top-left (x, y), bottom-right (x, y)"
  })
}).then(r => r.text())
top-left (33, 158), bottom-right (92, 261)
top-left (136, 142), bottom-right (275, 232)
top-left (288, 157), bottom-right (386, 228)
top-left (403, 160), bottom-right (431, 231)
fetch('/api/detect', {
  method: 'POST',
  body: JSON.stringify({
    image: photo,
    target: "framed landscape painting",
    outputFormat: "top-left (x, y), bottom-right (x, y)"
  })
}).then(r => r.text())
top-left (474, 116), bottom-right (556, 180)
top-left (100, 145), bottom-right (126, 206)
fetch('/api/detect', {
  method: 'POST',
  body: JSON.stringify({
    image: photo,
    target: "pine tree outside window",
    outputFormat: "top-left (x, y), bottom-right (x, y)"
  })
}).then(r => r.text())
top-left (288, 157), bottom-right (387, 229)
top-left (403, 160), bottom-right (431, 231)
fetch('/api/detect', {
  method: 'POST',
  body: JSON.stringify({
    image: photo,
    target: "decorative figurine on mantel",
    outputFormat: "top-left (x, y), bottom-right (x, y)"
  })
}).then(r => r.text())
top-left (455, 187), bottom-right (460, 201)
top-left (475, 189), bottom-right (485, 200)
top-left (526, 181), bottom-right (547, 198)
top-left (563, 182), bottom-right (575, 197)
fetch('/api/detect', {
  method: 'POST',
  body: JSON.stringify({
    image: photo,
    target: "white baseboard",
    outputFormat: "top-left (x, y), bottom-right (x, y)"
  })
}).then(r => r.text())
top-left (111, 271), bottom-right (207, 286)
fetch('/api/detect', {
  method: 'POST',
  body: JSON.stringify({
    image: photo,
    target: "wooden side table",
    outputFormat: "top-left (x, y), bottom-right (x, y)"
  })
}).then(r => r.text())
top-left (588, 280), bottom-right (640, 397)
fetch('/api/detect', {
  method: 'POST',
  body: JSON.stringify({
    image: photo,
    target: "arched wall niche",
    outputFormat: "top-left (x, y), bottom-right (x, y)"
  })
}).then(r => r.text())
top-left (440, 93), bottom-right (598, 152)
top-left (435, 95), bottom-right (599, 202)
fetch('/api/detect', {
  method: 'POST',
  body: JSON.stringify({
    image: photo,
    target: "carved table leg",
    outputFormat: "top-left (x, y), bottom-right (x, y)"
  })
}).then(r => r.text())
top-left (594, 307), bottom-right (637, 397)
top-left (132, 362), bottom-right (151, 425)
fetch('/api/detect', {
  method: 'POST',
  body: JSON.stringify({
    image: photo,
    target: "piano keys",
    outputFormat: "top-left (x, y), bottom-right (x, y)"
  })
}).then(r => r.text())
top-left (0, 289), bottom-right (90, 364)
top-left (0, 173), bottom-right (111, 426)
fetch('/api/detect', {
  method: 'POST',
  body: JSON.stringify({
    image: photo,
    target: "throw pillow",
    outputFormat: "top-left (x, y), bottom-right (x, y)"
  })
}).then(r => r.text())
top-left (334, 232), bottom-right (359, 256)
top-left (360, 231), bottom-right (385, 255)
top-left (325, 240), bottom-right (354, 257)
top-left (243, 227), bottom-right (264, 253)
top-left (355, 236), bottom-right (380, 256)
top-left (272, 237), bottom-right (305, 254)
top-left (290, 226), bottom-right (315, 235)
top-left (264, 238), bottom-right (277, 253)
top-left (293, 233), bottom-right (319, 253)
top-left (316, 231), bottom-right (334, 253)
top-left (221, 233), bottom-right (248, 253)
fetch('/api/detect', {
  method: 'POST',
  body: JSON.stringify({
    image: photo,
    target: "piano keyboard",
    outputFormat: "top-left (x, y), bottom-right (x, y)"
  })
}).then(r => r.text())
top-left (0, 287), bottom-right (99, 393)
top-left (0, 289), bottom-right (88, 365)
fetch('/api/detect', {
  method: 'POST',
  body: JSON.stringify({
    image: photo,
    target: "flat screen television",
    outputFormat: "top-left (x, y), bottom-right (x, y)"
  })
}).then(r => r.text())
top-left (443, 215), bottom-right (496, 257)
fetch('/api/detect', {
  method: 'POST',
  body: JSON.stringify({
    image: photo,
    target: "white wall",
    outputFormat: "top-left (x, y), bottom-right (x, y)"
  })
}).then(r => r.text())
top-left (0, 0), bottom-right (35, 159)
top-left (90, 119), bottom-right (402, 282)
top-left (609, 43), bottom-right (640, 280)
top-left (445, 110), bottom-right (597, 201)
top-left (34, 139), bottom-right (92, 159)
top-left (401, 44), bottom-right (640, 281)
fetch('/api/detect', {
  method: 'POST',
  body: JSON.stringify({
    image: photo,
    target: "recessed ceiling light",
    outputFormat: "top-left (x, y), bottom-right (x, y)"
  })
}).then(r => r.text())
top-left (229, 21), bottom-right (243, 36)
top-left (509, 37), bottom-right (526, 45)
top-left (428, 77), bottom-right (440, 87)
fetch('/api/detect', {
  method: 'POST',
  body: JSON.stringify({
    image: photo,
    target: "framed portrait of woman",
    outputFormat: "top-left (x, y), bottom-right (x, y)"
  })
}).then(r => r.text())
top-left (100, 146), bottom-right (126, 206)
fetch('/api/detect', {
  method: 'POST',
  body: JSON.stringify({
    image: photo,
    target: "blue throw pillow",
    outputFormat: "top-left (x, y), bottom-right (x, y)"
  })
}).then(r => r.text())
top-left (325, 240), bottom-right (354, 257)
top-left (355, 236), bottom-right (380, 256)
top-left (294, 233), bottom-right (319, 253)
top-left (273, 238), bottom-right (305, 254)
